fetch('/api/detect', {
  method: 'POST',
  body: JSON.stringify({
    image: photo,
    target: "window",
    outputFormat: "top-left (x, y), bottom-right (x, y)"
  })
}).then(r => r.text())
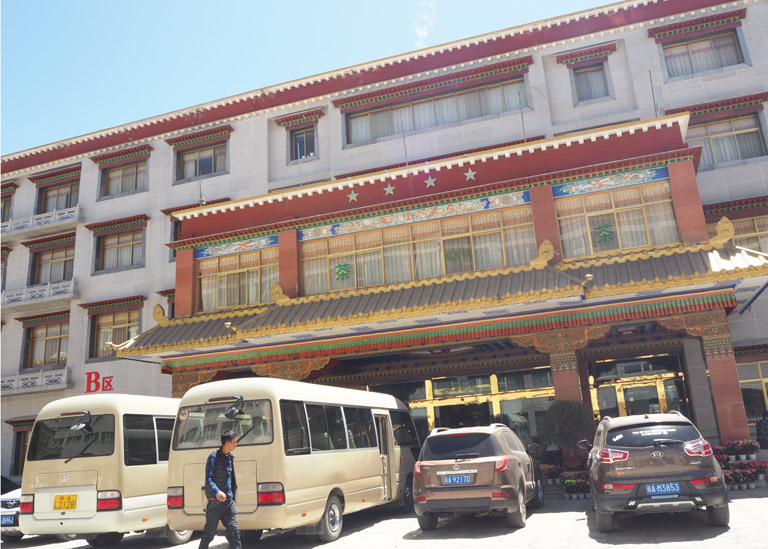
top-left (101, 161), bottom-right (147, 197)
top-left (497, 368), bottom-right (553, 392)
top-left (1, 253), bottom-right (8, 291)
top-left (302, 205), bottom-right (536, 295)
top-left (123, 414), bottom-right (159, 466)
top-left (92, 310), bottom-right (139, 358)
top-left (707, 215), bottom-right (767, 252)
top-left (27, 415), bottom-right (115, 460)
top-left (390, 410), bottom-right (419, 447)
top-left (342, 407), bottom-right (376, 449)
top-left (40, 182), bottom-right (78, 214)
top-left (34, 246), bottom-right (74, 284)
top-left (14, 431), bottom-right (30, 476)
top-left (306, 404), bottom-right (346, 451)
top-left (557, 182), bottom-right (680, 259)
top-left (347, 79), bottom-right (527, 144)
top-left (1, 196), bottom-right (11, 222)
top-left (198, 248), bottom-right (279, 311)
top-left (736, 361), bottom-right (768, 423)
top-left (432, 375), bottom-right (492, 398)
top-left (662, 31), bottom-right (743, 78)
top-left (574, 65), bottom-right (608, 102)
top-left (290, 127), bottom-right (315, 161)
top-left (170, 220), bottom-right (182, 261)
top-left (687, 115), bottom-right (765, 168)
top-left (26, 322), bottom-right (68, 368)
top-left (281, 400), bottom-right (310, 455)
top-left (178, 144), bottom-right (226, 180)
top-left (97, 230), bottom-right (143, 271)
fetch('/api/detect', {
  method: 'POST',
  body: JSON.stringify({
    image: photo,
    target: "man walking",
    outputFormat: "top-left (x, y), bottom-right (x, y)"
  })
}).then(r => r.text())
top-left (199, 430), bottom-right (241, 549)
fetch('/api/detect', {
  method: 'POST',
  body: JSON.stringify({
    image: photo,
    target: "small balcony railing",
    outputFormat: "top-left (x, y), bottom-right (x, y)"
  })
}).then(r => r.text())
top-left (1, 280), bottom-right (78, 313)
top-left (0, 205), bottom-right (84, 243)
top-left (0, 367), bottom-right (71, 395)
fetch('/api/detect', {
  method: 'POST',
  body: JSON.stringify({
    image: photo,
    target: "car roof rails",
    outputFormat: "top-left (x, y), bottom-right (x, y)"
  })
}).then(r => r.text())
top-left (429, 427), bottom-right (451, 436)
top-left (490, 423), bottom-right (508, 429)
top-left (602, 415), bottom-right (612, 421)
top-left (668, 410), bottom-right (684, 416)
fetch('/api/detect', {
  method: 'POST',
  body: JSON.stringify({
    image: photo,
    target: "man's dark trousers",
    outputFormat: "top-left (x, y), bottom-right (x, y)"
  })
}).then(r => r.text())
top-left (199, 499), bottom-right (241, 549)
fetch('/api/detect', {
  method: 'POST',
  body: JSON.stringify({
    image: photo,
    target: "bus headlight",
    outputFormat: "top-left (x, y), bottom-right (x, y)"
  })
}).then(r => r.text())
top-left (257, 483), bottom-right (285, 505)
top-left (167, 487), bottom-right (184, 509)
top-left (97, 490), bottom-right (122, 511)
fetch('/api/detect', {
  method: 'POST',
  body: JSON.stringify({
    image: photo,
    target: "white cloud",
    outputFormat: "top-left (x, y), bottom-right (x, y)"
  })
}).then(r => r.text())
top-left (413, 1), bottom-right (438, 49)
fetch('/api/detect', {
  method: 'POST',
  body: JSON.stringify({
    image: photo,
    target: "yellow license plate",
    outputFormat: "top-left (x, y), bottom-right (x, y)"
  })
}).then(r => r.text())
top-left (53, 495), bottom-right (77, 510)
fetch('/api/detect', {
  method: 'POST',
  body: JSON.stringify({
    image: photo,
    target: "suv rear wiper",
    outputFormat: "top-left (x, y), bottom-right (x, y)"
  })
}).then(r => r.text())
top-left (454, 453), bottom-right (480, 460)
top-left (652, 438), bottom-right (684, 446)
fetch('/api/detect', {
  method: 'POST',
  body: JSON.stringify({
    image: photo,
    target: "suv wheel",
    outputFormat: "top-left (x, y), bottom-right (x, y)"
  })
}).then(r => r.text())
top-left (528, 477), bottom-right (544, 509)
top-left (506, 486), bottom-right (526, 528)
top-left (595, 508), bottom-right (615, 532)
top-left (707, 504), bottom-right (729, 527)
top-left (417, 513), bottom-right (438, 531)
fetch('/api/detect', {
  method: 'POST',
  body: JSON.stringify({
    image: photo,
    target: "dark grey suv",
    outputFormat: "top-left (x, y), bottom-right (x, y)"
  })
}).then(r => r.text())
top-left (578, 412), bottom-right (728, 532)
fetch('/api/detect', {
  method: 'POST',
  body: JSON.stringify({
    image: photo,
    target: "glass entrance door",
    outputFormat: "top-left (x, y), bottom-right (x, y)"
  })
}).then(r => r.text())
top-left (624, 385), bottom-right (661, 415)
top-left (590, 376), bottom-right (690, 419)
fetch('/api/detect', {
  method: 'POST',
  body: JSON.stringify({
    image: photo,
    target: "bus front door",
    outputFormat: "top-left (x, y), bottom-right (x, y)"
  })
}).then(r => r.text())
top-left (374, 414), bottom-right (392, 501)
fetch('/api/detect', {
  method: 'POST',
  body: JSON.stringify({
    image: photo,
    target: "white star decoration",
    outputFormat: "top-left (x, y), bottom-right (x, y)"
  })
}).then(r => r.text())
top-left (347, 190), bottom-right (359, 202)
top-left (464, 168), bottom-right (477, 181)
top-left (383, 183), bottom-right (396, 196)
top-left (424, 175), bottom-right (437, 188)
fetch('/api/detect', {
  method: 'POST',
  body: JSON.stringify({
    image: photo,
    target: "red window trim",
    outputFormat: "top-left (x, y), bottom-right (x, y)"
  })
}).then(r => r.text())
top-left (648, 9), bottom-right (746, 44)
top-left (91, 145), bottom-right (152, 170)
top-left (165, 125), bottom-right (233, 152)
top-left (274, 109), bottom-right (324, 131)
top-left (15, 310), bottom-right (71, 329)
top-left (21, 232), bottom-right (76, 253)
top-left (1, 182), bottom-right (18, 197)
top-left (666, 92), bottom-right (767, 124)
top-left (28, 166), bottom-right (82, 190)
top-left (555, 43), bottom-right (617, 69)
top-left (85, 214), bottom-right (149, 238)
top-left (79, 295), bottom-right (146, 316)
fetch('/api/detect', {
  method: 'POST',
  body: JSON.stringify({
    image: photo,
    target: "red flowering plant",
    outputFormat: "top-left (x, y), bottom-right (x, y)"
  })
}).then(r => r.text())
top-left (721, 470), bottom-right (733, 485)
top-left (577, 479), bottom-right (590, 493)
top-left (546, 466), bottom-right (563, 479)
top-left (561, 470), bottom-right (588, 482)
top-left (729, 469), bottom-right (743, 485)
top-left (721, 440), bottom-right (740, 455)
top-left (742, 440), bottom-right (760, 454)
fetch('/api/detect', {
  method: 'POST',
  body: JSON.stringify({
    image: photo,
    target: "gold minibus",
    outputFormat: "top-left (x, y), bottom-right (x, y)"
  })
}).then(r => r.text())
top-left (19, 394), bottom-right (192, 546)
top-left (167, 378), bottom-right (420, 543)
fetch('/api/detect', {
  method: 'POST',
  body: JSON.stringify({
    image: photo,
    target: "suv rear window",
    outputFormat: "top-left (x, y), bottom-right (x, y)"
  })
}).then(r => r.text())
top-left (606, 422), bottom-right (700, 448)
top-left (421, 433), bottom-right (500, 460)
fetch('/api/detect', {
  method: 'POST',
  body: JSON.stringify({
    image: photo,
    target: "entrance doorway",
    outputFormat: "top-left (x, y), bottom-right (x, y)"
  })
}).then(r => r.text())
top-left (435, 403), bottom-right (491, 428)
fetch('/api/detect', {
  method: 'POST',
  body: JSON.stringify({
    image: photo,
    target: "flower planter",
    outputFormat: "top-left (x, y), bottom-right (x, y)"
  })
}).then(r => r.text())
top-left (748, 454), bottom-right (757, 460)
top-left (748, 482), bottom-right (756, 489)
top-left (563, 494), bottom-right (570, 500)
top-left (759, 474), bottom-right (765, 481)
top-left (555, 479), bottom-right (562, 485)
top-left (728, 455), bottom-right (736, 462)
top-left (547, 479), bottom-right (554, 485)
top-left (739, 483), bottom-right (747, 490)
top-left (726, 484), bottom-right (732, 491)
top-left (738, 454), bottom-right (747, 461)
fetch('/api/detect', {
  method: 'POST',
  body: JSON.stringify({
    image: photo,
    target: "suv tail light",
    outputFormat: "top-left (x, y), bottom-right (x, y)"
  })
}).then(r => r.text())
top-left (20, 494), bottom-right (33, 514)
top-left (257, 482), bottom-right (285, 505)
top-left (167, 487), bottom-right (184, 509)
top-left (601, 482), bottom-right (635, 493)
top-left (97, 490), bottom-right (122, 511)
top-left (690, 476), bottom-right (721, 485)
top-left (598, 448), bottom-right (629, 463)
top-left (684, 441), bottom-right (713, 457)
top-left (495, 457), bottom-right (508, 471)
top-left (414, 461), bottom-right (422, 475)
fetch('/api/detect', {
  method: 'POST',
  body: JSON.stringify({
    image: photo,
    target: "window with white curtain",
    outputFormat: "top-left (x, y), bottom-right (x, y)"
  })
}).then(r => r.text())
top-left (301, 205), bottom-right (537, 295)
top-left (34, 246), bottom-right (74, 284)
top-left (346, 79), bottom-right (528, 144)
top-left (662, 31), bottom-right (743, 78)
top-left (687, 115), bottom-right (766, 168)
top-left (707, 215), bottom-right (768, 253)
top-left (177, 143), bottom-right (226, 180)
top-left (197, 248), bottom-right (279, 312)
top-left (93, 310), bottom-right (139, 358)
top-left (40, 182), bottom-right (79, 214)
top-left (101, 162), bottom-right (147, 198)
top-left (557, 182), bottom-right (680, 259)
top-left (27, 322), bottom-right (68, 368)
top-left (574, 65), bottom-right (608, 102)
top-left (97, 230), bottom-right (144, 271)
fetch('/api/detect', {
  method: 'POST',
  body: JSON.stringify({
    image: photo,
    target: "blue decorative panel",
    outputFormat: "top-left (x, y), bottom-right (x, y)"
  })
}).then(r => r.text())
top-left (195, 235), bottom-right (279, 260)
top-left (552, 167), bottom-right (668, 198)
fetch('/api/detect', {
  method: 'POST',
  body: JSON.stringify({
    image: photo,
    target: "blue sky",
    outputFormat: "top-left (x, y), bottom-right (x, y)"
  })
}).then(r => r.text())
top-left (1, 0), bottom-right (607, 156)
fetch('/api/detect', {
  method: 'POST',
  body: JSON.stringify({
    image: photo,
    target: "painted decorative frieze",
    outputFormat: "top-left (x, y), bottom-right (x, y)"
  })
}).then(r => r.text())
top-left (195, 235), bottom-right (279, 260)
top-left (552, 167), bottom-right (668, 198)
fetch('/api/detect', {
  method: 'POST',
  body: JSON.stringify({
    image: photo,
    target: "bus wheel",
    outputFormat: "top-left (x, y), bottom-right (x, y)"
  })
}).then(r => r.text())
top-left (241, 529), bottom-right (263, 544)
top-left (317, 495), bottom-right (343, 543)
top-left (165, 528), bottom-right (193, 545)
top-left (87, 532), bottom-right (124, 546)
top-left (399, 475), bottom-right (414, 514)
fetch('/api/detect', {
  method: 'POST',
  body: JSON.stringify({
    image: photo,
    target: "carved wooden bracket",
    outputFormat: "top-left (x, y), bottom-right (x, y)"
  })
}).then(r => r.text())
top-left (251, 358), bottom-right (332, 380)
top-left (171, 370), bottom-right (217, 397)
top-left (511, 325), bottom-right (611, 356)
top-left (658, 309), bottom-right (733, 357)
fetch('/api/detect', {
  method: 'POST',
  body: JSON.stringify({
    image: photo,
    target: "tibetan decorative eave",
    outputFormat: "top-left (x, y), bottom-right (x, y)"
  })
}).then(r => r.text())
top-left (15, 310), bottom-right (71, 326)
top-left (647, 8), bottom-right (746, 43)
top-left (85, 214), bottom-right (149, 233)
top-left (158, 289), bottom-right (176, 303)
top-left (703, 195), bottom-right (768, 223)
top-left (0, 246), bottom-right (11, 256)
top-left (5, 416), bottom-right (37, 431)
top-left (161, 198), bottom-right (231, 217)
top-left (28, 165), bottom-right (81, 188)
top-left (332, 56), bottom-right (533, 114)
top-left (79, 295), bottom-right (146, 316)
top-left (555, 43), bottom-right (617, 68)
top-left (170, 147), bottom-right (696, 252)
top-left (1, 181), bottom-right (18, 196)
top-left (274, 109), bottom-right (324, 131)
top-left (666, 92), bottom-right (767, 124)
top-left (165, 125), bottom-right (233, 152)
top-left (21, 232), bottom-right (76, 250)
top-left (90, 144), bottom-right (153, 167)
top-left (735, 343), bottom-right (768, 361)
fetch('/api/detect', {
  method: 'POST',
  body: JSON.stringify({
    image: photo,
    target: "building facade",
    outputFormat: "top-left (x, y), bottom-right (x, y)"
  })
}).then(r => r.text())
top-left (3, 0), bottom-right (768, 478)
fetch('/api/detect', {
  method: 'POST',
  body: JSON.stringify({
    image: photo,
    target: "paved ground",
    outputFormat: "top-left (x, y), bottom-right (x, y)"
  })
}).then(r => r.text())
top-left (3, 487), bottom-right (766, 549)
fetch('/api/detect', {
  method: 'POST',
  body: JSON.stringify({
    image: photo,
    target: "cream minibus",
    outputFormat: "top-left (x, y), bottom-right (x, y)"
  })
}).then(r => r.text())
top-left (167, 378), bottom-right (420, 542)
top-left (19, 394), bottom-right (192, 546)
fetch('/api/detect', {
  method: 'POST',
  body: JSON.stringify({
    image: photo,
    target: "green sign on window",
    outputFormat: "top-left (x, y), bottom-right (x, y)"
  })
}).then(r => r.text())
top-left (334, 263), bottom-right (352, 281)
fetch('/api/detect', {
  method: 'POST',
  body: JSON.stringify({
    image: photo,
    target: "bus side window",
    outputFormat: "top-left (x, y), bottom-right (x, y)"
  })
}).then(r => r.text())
top-left (358, 408), bottom-right (377, 448)
top-left (390, 410), bottom-right (419, 446)
top-left (123, 414), bottom-right (157, 466)
top-left (280, 401), bottom-right (310, 455)
top-left (343, 407), bottom-right (362, 448)
top-left (306, 404), bottom-right (332, 451)
top-left (325, 406), bottom-right (347, 450)
top-left (155, 417), bottom-right (174, 461)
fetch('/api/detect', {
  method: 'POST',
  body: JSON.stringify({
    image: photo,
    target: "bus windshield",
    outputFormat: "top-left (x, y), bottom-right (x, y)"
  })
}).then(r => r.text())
top-left (27, 415), bottom-right (116, 461)
top-left (172, 399), bottom-right (273, 450)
